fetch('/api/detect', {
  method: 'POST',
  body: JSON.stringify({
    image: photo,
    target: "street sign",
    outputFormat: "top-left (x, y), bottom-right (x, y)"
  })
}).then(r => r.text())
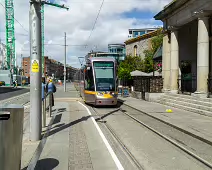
top-left (31, 59), bottom-right (39, 73)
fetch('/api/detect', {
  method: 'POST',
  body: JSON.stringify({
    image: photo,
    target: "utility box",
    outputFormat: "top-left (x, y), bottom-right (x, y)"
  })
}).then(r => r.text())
top-left (0, 104), bottom-right (24, 170)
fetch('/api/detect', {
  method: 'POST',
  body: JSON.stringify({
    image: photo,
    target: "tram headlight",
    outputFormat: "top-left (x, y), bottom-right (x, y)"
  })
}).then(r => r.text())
top-left (110, 92), bottom-right (115, 96)
top-left (97, 92), bottom-right (104, 96)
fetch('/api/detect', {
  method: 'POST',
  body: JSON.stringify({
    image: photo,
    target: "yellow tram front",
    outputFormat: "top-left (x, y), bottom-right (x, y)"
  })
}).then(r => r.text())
top-left (84, 57), bottom-right (118, 106)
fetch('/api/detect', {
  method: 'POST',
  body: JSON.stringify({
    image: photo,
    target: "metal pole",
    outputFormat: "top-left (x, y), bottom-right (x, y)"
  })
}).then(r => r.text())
top-left (49, 93), bottom-right (52, 117)
top-left (21, 54), bottom-right (23, 86)
top-left (64, 32), bottom-right (66, 92)
top-left (29, 0), bottom-right (42, 141)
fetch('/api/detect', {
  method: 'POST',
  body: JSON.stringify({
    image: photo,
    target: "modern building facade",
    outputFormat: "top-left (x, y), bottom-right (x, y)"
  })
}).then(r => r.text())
top-left (108, 44), bottom-right (126, 61)
top-left (128, 28), bottom-right (157, 39)
top-left (154, 0), bottom-right (212, 97)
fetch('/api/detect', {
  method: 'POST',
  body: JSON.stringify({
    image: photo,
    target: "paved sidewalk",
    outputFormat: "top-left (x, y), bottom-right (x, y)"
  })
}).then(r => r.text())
top-left (21, 83), bottom-right (119, 170)
top-left (21, 104), bottom-right (52, 169)
top-left (118, 96), bottom-right (212, 144)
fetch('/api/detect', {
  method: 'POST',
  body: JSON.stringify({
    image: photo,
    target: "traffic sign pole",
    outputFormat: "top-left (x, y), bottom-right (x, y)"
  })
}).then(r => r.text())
top-left (64, 32), bottom-right (66, 92)
top-left (29, 0), bottom-right (42, 141)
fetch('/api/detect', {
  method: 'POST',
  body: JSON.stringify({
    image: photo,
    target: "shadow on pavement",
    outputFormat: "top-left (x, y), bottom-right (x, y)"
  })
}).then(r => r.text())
top-left (22, 158), bottom-right (59, 170)
top-left (45, 115), bottom-right (91, 138)
top-left (95, 109), bottom-right (120, 121)
top-left (52, 114), bottom-right (62, 125)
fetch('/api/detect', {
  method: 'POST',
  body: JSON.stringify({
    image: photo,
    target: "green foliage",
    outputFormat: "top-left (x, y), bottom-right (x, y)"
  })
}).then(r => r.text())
top-left (143, 30), bottom-right (163, 73)
top-left (117, 55), bottom-right (143, 80)
top-left (117, 29), bottom-right (164, 79)
top-left (143, 50), bottom-right (154, 73)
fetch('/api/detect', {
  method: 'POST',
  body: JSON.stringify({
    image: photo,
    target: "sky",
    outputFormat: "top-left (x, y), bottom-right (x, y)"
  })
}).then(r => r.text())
top-left (0, 0), bottom-right (173, 68)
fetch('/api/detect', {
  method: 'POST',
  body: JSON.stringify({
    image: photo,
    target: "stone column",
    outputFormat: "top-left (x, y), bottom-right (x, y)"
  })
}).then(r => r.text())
top-left (170, 30), bottom-right (179, 93)
top-left (195, 16), bottom-right (209, 95)
top-left (162, 34), bottom-right (171, 92)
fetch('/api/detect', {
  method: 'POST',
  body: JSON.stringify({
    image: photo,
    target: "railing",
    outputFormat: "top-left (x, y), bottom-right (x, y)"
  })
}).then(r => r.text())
top-left (177, 75), bottom-right (197, 94)
top-left (42, 91), bottom-right (53, 127)
top-left (208, 76), bottom-right (212, 96)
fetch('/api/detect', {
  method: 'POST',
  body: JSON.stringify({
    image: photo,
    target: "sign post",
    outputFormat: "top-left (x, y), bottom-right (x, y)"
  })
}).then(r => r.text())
top-left (29, 0), bottom-right (42, 141)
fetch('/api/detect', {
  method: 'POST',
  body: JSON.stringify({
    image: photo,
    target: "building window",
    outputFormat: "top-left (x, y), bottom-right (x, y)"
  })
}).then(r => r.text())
top-left (134, 45), bottom-right (138, 56)
top-left (133, 32), bottom-right (139, 37)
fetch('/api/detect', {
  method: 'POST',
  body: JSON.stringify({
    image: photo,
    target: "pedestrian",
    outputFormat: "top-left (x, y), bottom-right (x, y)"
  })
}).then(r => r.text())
top-left (46, 78), bottom-right (56, 107)
top-left (15, 79), bottom-right (18, 88)
top-left (41, 77), bottom-right (46, 101)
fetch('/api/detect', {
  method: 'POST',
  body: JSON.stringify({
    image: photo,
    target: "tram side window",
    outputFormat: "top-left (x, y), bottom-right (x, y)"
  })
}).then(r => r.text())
top-left (85, 67), bottom-right (95, 91)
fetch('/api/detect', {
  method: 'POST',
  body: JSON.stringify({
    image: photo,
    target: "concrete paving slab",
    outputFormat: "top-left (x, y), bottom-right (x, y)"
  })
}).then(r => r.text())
top-left (93, 107), bottom-right (211, 170)
top-left (21, 104), bottom-right (53, 170)
top-left (32, 99), bottom-right (118, 170)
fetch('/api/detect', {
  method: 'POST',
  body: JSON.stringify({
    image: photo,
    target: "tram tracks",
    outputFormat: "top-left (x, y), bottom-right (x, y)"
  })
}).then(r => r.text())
top-left (90, 106), bottom-right (144, 170)
top-left (89, 104), bottom-right (212, 170)
top-left (121, 109), bottom-right (212, 169)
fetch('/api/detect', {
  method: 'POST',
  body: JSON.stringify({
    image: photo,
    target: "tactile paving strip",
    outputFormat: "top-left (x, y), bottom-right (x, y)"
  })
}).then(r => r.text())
top-left (69, 121), bottom-right (93, 170)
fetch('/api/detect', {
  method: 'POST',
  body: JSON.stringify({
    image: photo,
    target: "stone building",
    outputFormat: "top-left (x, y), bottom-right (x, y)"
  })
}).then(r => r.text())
top-left (153, 0), bottom-right (212, 116)
top-left (154, 0), bottom-right (212, 96)
top-left (125, 29), bottom-right (161, 59)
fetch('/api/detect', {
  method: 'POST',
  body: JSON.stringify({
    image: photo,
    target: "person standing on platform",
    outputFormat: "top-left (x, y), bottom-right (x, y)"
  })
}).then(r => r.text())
top-left (46, 78), bottom-right (56, 107)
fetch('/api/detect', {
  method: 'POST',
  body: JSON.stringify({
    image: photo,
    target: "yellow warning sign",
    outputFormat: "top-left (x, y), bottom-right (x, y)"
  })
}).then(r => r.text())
top-left (31, 59), bottom-right (39, 73)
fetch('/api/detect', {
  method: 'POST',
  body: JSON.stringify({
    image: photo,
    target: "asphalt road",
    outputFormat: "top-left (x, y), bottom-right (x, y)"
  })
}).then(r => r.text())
top-left (0, 87), bottom-right (30, 101)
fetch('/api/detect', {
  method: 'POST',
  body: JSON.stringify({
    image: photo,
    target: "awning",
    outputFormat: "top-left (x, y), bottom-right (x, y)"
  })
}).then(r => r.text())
top-left (153, 45), bottom-right (162, 61)
top-left (147, 71), bottom-right (162, 76)
top-left (130, 70), bottom-right (150, 77)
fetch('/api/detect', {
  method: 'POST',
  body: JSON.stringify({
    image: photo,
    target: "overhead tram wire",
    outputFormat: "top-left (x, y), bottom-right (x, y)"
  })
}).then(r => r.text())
top-left (85, 0), bottom-right (105, 49)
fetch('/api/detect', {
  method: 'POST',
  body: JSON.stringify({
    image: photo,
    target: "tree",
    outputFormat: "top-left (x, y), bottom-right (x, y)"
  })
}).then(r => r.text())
top-left (117, 55), bottom-right (143, 80)
top-left (143, 29), bottom-right (163, 73)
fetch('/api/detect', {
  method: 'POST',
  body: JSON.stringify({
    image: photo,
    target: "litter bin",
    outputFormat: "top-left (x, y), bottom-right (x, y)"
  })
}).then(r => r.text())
top-left (0, 104), bottom-right (24, 170)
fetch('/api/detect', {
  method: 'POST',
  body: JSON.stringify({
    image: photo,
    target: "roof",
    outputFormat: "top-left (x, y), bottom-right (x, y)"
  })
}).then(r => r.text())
top-left (154, 0), bottom-right (189, 20)
top-left (108, 44), bottom-right (125, 47)
top-left (153, 45), bottom-right (162, 61)
top-left (125, 28), bottom-right (163, 45)
top-left (130, 70), bottom-right (150, 76)
top-left (130, 70), bottom-right (162, 77)
top-left (128, 28), bottom-right (157, 31)
top-left (89, 57), bottom-right (116, 62)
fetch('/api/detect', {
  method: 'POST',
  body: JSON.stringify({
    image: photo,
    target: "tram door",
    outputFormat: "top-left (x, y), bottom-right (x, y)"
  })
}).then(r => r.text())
top-left (84, 66), bottom-right (95, 103)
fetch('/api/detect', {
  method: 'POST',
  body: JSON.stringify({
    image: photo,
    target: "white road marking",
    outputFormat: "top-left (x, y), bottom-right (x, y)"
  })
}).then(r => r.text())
top-left (78, 101), bottom-right (124, 170)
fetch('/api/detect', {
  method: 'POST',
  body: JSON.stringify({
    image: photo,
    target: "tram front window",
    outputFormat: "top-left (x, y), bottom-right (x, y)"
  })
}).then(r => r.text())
top-left (85, 67), bottom-right (95, 91)
top-left (93, 61), bottom-right (115, 91)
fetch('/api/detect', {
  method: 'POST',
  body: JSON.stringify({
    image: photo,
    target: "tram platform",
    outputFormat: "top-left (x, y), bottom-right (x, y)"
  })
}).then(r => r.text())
top-left (118, 96), bottom-right (212, 145)
top-left (21, 84), bottom-right (119, 170)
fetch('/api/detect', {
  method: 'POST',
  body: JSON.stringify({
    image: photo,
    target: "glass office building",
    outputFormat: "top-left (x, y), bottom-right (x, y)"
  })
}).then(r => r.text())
top-left (108, 44), bottom-right (126, 61)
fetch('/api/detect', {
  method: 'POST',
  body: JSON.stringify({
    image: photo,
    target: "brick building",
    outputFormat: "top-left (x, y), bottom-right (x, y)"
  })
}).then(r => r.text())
top-left (22, 56), bottom-right (78, 80)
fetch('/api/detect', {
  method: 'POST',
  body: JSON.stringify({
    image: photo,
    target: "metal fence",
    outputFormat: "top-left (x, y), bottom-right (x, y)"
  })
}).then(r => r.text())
top-left (208, 76), bottom-right (212, 95)
top-left (177, 76), bottom-right (197, 94)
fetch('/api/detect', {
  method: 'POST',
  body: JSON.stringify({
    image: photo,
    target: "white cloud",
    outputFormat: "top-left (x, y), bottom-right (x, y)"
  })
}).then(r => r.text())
top-left (0, 0), bottom-right (172, 68)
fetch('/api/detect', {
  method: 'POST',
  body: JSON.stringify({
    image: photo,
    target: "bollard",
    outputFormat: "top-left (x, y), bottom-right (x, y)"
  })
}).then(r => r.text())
top-left (0, 104), bottom-right (24, 170)
top-left (49, 93), bottom-right (52, 117)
